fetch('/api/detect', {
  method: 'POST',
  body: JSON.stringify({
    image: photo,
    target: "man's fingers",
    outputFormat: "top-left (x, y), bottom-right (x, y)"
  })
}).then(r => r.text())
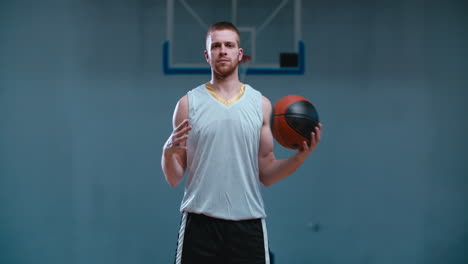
top-left (310, 131), bottom-right (317, 147)
top-left (302, 140), bottom-right (309, 151)
top-left (316, 124), bottom-right (322, 141)
top-left (174, 119), bottom-right (189, 132)
top-left (171, 134), bottom-right (189, 146)
top-left (310, 125), bottom-right (321, 145)
top-left (174, 125), bottom-right (192, 138)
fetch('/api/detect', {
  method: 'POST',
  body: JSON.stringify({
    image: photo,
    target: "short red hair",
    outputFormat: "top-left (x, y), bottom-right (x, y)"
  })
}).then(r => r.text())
top-left (206, 21), bottom-right (241, 46)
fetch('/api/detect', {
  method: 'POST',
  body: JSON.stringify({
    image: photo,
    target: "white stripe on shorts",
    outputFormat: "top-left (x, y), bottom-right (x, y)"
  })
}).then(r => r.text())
top-left (175, 212), bottom-right (188, 264)
top-left (261, 218), bottom-right (270, 264)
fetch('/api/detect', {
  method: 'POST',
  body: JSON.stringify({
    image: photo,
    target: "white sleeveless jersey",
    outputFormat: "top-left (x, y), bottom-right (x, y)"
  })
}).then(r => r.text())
top-left (180, 83), bottom-right (266, 220)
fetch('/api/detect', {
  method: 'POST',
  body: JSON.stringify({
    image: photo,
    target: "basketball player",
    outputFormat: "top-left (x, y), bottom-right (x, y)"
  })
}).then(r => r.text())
top-left (162, 21), bottom-right (322, 264)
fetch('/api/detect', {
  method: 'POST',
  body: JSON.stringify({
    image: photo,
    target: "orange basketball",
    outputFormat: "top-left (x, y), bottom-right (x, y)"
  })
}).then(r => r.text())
top-left (271, 95), bottom-right (320, 149)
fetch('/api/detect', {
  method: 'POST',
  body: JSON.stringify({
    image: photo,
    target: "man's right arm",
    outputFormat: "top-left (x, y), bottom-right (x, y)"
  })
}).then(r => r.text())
top-left (161, 95), bottom-right (191, 187)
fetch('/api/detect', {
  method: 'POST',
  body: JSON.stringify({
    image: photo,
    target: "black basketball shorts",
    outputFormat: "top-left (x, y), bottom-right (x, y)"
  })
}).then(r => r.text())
top-left (174, 212), bottom-right (270, 264)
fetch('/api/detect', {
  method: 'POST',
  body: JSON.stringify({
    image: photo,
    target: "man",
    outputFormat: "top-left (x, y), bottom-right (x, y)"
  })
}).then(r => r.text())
top-left (162, 21), bottom-right (322, 264)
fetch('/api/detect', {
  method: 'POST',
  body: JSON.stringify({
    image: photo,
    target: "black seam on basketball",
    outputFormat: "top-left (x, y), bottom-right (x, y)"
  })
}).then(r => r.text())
top-left (274, 114), bottom-right (317, 120)
top-left (285, 116), bottom-right (318, 139)
top-left (289, 125), bottom-right (311, 140)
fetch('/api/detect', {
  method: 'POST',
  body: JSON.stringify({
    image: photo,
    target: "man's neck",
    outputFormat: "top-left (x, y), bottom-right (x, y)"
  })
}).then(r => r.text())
top-left (209, 72), bottom-right (241, 96)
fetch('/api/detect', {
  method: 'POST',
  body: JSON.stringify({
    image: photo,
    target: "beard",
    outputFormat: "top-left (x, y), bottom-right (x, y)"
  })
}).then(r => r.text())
top-left (212, 58), bottom-right (239, 78)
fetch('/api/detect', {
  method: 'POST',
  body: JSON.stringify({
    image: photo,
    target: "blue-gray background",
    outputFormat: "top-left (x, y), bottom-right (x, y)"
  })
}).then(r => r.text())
top-left (1, 0), bottom-right (467, 263)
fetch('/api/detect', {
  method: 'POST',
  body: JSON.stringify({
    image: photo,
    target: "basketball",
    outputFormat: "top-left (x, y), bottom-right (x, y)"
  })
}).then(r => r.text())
top-left (271, 95), bottom-right (320, 149)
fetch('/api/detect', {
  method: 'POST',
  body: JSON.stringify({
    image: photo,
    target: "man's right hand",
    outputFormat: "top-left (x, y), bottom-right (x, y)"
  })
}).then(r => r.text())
top-left (163, 119), bottom-right (192, 156)
top-left (162, 96), bottom-right (190, 187)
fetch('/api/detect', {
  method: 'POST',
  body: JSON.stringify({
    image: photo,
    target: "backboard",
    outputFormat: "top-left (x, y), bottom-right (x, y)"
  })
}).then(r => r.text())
top-left (163, 0), bottom-right (305, 75)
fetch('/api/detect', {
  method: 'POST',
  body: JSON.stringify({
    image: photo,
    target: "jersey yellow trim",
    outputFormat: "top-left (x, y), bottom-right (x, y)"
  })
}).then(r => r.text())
top-left (205, 82), bottom-right (245, 106)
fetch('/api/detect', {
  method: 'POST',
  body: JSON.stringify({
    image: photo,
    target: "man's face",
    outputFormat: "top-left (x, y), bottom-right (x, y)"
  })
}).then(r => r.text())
top-left (205, 29), bottom-right (243, 77)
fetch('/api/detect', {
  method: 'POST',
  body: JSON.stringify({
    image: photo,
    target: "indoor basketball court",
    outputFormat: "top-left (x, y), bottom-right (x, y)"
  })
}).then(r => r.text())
top-left (1, 0), bottom-right (467, 264)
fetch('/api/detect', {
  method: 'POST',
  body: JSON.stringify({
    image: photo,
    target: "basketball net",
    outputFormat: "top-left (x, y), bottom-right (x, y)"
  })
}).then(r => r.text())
top-left (239, 54), bottom-right (252, 83)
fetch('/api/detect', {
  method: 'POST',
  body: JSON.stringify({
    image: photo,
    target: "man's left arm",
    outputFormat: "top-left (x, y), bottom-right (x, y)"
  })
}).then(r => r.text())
top-left (258, 96), bottom-right (322, 187)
